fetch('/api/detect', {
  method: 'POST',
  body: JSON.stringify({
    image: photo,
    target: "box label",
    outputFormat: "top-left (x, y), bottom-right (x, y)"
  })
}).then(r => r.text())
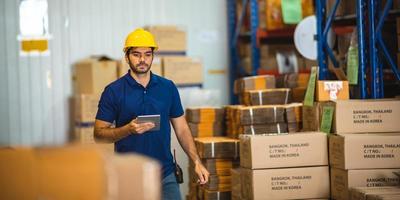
top-left (323, 81), bottom-right (343, 100)
top-left (363, 144), bottom-right (400, 159)
top-left (268, 143), bottom-right (309, 159)
top-left (271, 175), bottom-right (312, 191)
top-left (304, 67), bottom-right (318, 106)
top-left (352, 109), bottom-right (392, 125)
top-left (320, 106), bottom-right (334, 134)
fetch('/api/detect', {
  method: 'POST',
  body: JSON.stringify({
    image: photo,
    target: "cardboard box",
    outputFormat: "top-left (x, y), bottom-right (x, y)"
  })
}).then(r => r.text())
top-left (118, 56), bottom-right (162, 78)
top-left (73, 125), bottom-right (114, 152)
top-left (74, 57), bottom-right (118, 94)
top-left (0, 146), bottom-right (160, 200)
top-left (240, 132), bottom-right (328, 169)
top-left (334, 99), bottom-right (400, 133)
top-left (240, 122), bottom-right (288, 135)
top-left (351, 187), bottom-right (400, 200)
top-left (241, 166), bottom-right (330, 200)
top-left (231, 168), bottom-right (242, 199)
top-left (195, 137), bottom-right (240, 159)
top-left (240, 88), bottom-right (292, 106)
top-left (331, 168), bottom-right (400, 200)
top-left (73, 94), bottom-right (100, 123)
top-left (367, 193), bottom-right (400, 200)
top-left (302, 102), bottom-right (335, 132)
top-left (316, 80), bottom-right (349, 101)
top-left (329, 133), bottom-right (400, 169)
top-left (185, 107), bottom-right (225, 123)
top-left (0, 148), bottom-right (37, 200)
top-left (234, 75), bottom-right (276, 94)
top-left (146, 26), bottom-right (186, 52)
top-left (188, 122), bottom-right (225, 137)
top-left (292, 87), bottom-right (306, 102)
top-left (163, 56), bottom-right (203, 85)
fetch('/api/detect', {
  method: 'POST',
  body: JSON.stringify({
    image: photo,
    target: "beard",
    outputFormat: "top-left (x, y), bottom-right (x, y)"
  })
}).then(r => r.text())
top-left (128, 61), bottom-right (151, 74)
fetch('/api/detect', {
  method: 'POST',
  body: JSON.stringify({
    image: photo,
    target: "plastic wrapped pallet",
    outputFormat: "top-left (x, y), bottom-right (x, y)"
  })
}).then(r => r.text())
top-left (186, 107), bottom-right (225, 123)
top-left (234, 75), bottom-right (275, 94)
top-left (240, 88), bottom-right (292, 106)
top-left (195, 137), bottom-right (240, 159)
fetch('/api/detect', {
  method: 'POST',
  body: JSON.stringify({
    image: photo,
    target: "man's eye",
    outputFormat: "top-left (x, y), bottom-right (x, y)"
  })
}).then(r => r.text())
top-left (145, 53), bottom-right (152, 57)
top-left (132, 53), bottom-right (140, 57)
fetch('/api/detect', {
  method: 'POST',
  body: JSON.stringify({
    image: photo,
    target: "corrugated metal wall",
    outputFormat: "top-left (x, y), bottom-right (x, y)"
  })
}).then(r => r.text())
top-left (1, 0), bottom-right (228, 146)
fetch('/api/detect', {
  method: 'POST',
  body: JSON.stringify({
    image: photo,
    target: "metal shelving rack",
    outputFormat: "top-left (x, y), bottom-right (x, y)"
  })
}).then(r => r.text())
top-left (316, 0), bottom-right (400, 98)
top-left (228, 0), bottom-right (260, 104)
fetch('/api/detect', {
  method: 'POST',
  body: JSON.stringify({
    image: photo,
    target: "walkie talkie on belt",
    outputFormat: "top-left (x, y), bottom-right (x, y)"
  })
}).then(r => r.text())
top-left (174, 149), bottom-right (184, 184)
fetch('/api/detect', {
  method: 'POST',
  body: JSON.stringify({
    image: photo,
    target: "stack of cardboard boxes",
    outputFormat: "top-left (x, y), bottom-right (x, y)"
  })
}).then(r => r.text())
top-left (186, 107), bottom-right (225, 137)
top-left (185, 107), bottom-right (239, 200)
top-left (234, 132), bottom-right (330, 199)
top-left (72, 56), bottom-right (118, 151)
top-left (192, 137), bottom-right (240, 200)
top-left (227, 75), bottom-right (304, 138)
top-left (0, 145), bottom-right (161, 200)
top-left (330, 99), bottom-right (400, 200)
top-left (302, 79), bottom-right (350, 132)
top-left (118, 26), bottom-right (203, 86)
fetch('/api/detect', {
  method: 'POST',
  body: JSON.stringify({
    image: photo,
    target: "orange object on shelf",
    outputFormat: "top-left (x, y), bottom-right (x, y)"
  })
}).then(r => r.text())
top-left (265, 0), bottom-right (314, 31)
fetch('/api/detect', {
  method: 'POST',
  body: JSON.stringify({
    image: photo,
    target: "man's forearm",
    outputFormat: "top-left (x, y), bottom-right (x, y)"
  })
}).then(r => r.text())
top-left (94, 124), bottom-right (131, 143)
top-left (176, 130), bottom-right (201, 164)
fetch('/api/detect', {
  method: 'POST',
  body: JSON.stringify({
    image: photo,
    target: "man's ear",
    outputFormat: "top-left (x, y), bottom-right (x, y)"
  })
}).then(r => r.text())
top-left (124, 54), bottom-right (129, 64)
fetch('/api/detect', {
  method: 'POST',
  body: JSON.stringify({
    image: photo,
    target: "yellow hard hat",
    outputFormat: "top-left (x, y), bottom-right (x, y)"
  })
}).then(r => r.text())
top-left (123, 28), bottom-right (158, 52)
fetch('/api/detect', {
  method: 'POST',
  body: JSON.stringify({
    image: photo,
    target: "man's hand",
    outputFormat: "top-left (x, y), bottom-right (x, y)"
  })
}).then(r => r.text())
top-left (129, 118), bottom-right (155, 134)
top-left (194, 160), bottom-right (209, 185)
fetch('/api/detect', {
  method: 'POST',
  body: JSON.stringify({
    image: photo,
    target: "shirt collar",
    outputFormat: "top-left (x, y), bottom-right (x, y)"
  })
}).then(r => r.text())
top-left (124, 70), bottom-right (159, 88)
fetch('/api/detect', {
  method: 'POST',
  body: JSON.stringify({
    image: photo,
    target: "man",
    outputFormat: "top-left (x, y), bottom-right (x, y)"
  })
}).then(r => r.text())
top-left (94, 28), bottom-right (209, 200)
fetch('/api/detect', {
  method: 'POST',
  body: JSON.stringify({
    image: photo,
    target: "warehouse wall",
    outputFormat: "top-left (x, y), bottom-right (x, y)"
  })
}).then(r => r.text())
top-left (0, 0), bottom-right (229, 145)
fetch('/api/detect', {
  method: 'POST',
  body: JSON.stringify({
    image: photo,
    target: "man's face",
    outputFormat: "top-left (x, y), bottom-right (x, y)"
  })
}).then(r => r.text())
top-left (126, 47), bottom-right (153, 74)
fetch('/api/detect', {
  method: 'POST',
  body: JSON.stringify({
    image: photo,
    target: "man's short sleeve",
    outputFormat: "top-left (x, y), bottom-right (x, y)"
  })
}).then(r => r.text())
top-left (169, 82), bottom-right (184, 118)
top-left (96, 86), bottom-right (117, 123)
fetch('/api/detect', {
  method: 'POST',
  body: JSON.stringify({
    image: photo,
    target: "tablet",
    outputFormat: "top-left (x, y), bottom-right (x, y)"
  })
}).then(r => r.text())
top-left (136, 114), bottom-right (161, 131)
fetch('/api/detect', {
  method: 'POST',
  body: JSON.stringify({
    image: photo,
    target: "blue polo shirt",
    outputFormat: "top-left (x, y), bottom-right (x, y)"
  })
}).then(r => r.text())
top-left (96, 71), bottom-right (184, 178)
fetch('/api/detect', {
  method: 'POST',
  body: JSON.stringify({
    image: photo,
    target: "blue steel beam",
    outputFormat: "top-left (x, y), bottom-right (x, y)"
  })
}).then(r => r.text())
top-left (316, 0), bottom-right (328, 79)
top-left (377, 37), bottom-right (400, 81)
top-left (375, 0), bottom-right (400, 81)
top-left (232, 0), bottom-right (249, 47)
top-left (228, 0), bottom-right (238, 104)
top-left (249, 0), bottom-right (260, 75)
top-left (369, 0), bottom-right (379, 98)
top-left (357, 0), bottom-right (368, 98)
